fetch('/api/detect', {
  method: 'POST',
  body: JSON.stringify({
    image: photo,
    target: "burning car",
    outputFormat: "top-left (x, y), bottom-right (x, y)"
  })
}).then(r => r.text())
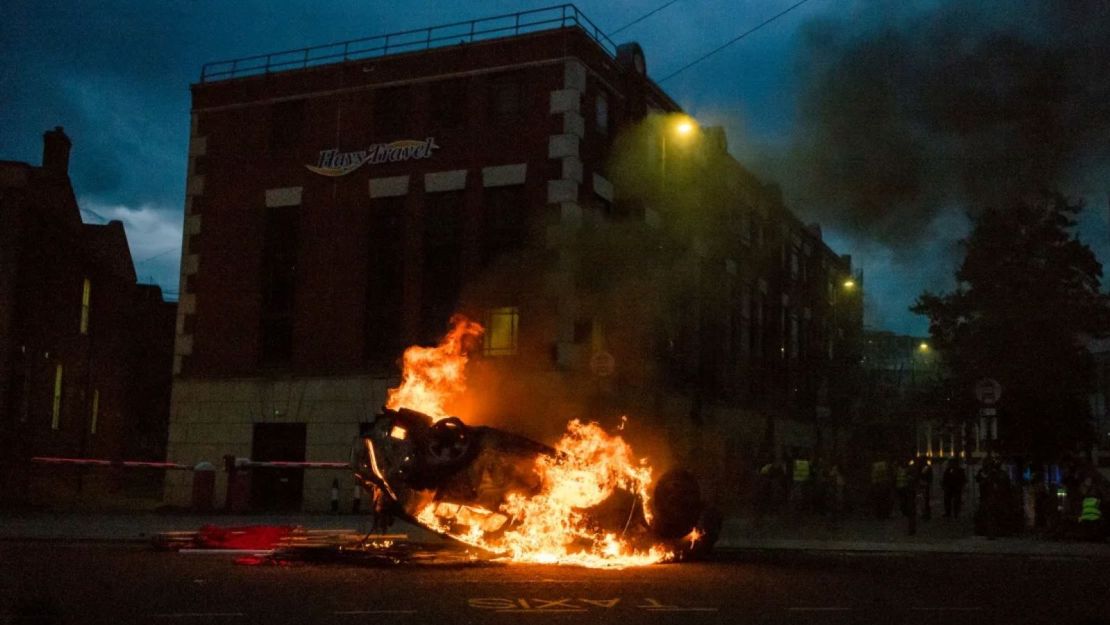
top-left (353, 406), bottom-right (719, 567)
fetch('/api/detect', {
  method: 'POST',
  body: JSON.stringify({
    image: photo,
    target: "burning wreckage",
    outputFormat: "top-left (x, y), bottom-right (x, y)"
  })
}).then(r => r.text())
top-left (148, 317), bottom-right (718, 568)
top-left (352, 407), bottom-right (720, 567)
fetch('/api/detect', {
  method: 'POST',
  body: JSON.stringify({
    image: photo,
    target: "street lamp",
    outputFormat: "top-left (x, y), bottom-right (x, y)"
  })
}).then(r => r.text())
top-left (660, 113), bottom-right (699, 182)
top-left (843, 278), bottom-right (856, 289)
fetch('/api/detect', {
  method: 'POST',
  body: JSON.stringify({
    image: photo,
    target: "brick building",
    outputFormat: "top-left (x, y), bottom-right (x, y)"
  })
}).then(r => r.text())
top-left (166, 6), bottom-right (862, 511)
top-left (0, 128), bottom-right (177, 506)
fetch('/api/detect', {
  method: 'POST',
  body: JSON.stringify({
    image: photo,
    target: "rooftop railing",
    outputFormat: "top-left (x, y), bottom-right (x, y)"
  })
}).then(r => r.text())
top-left (200, 4), bottom-right (617, 83)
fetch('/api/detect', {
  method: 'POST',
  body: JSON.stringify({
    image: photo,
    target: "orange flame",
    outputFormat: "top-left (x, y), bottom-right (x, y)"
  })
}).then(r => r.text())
top-left (385, 315), bottom-right (483, 419)
top-left (388, 317), bottom-right (670, 568)
top-left (414, 419), bottom-right (669, 568)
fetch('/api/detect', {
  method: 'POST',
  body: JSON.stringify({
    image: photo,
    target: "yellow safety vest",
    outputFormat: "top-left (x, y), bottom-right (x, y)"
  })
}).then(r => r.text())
top-left (793, 460), bottom-right (811, 482)
top-left (1079, 497), bottom-right (1102, 522)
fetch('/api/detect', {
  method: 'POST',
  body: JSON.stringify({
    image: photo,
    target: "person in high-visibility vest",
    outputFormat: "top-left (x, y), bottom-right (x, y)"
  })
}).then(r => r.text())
top-left (791, 457), bottom-right (812, 512)
top-left (1077, 475), bottom-right (1104, 541)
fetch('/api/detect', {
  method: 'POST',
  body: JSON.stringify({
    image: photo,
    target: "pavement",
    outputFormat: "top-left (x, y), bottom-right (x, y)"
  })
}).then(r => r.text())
top-left (1, 508), bottom-right (1107, 559)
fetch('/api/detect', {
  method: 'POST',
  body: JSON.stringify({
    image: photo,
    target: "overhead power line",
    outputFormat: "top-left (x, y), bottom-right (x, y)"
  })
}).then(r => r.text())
top-left (611, 0), bottom-right (681, 36)
top-left (658, 0), bottom-right (814, 83)
top-left (136, 247), bottom-right (180, 265)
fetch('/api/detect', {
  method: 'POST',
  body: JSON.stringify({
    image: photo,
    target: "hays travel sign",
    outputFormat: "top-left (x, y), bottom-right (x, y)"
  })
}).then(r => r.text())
top-left (305, 138), bottom-right (440, 177)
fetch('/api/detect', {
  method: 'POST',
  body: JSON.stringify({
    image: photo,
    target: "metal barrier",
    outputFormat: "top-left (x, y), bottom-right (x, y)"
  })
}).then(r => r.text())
top-left (200, 4), bottom-right (617, 83)
top-left (31, 456), bottom-right (194, 470)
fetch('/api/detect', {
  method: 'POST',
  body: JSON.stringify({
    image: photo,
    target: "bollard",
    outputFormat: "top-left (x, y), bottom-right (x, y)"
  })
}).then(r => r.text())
top-left (331, 478), bottom-right (340, 513)
top-left (191, 462), bottom-right (216, 512)
top-left (224, 455), bottom-right (252, 514)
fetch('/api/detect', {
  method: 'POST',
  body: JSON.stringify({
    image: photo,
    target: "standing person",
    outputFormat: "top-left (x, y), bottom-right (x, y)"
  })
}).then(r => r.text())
top-left (827, 463), bottom-right (846, 518)
top-left (792, 455), bottom-right (812, 513)
top-left (370, 483), bottom-right (392, 534)
top-left (871, 458), bottom-right (892, 519)
top-left (1077, 474), bottom-right (1104, 542)
top-left (755, 460), bottom-right (774, 524)
top-left (919, 459), bottom-right (934, 520)
top-left (942, 458), bottom-right (967, 519)
top-left (896, 461), bottom-right (913, 518)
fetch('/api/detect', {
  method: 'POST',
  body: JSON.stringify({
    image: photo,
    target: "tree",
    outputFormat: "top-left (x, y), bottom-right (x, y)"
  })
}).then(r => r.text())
top-left (912, 192), bottom-right (1110, 459)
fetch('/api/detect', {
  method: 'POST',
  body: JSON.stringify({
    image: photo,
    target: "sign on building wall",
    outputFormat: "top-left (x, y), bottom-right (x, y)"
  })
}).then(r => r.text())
top-left (305, 138), bottom-right (440, 176)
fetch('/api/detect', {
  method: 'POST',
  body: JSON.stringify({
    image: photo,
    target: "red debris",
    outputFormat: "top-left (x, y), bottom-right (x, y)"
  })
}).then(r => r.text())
top-left (196, 525), bottom-right (296, 549)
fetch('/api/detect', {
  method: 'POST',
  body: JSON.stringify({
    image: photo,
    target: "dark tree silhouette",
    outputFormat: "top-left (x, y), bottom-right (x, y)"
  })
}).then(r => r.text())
top-left (912, 192), bottom-right (1110, 459)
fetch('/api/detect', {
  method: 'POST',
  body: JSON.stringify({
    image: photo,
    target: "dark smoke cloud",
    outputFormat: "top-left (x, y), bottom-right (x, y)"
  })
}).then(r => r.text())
top-left (775, 0), bottom-right (1110, 250)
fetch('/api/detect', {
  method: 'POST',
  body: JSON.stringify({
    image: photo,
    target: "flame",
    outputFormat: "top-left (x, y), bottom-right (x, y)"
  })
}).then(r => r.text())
top-left (385, 315), bottom-right (483, 419)
top-left (388, 317), bottom-right (671, 568)
top-left (413, 419), bottom-right (670, 568)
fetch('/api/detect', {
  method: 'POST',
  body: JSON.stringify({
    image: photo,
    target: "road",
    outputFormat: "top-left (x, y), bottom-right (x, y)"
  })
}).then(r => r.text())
top-left (0, 541), bottom-right (1106, 624)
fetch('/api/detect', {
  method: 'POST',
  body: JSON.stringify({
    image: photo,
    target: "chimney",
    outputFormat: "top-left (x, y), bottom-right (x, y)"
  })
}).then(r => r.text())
top-left (42, 126), bottom-right (71, 177)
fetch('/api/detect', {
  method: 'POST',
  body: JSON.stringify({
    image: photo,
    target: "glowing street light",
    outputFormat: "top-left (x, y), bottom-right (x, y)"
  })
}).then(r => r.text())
top-left (918, 341), bottom-right (930, 352)
top-left (843, 278), bottom-right (856, 289)
top-left (659, 113), bottom-right (699, 184)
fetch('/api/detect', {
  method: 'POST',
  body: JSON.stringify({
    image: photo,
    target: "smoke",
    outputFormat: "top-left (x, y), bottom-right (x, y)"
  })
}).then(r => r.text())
top-left (768, 0), bottom-right (1110, 252)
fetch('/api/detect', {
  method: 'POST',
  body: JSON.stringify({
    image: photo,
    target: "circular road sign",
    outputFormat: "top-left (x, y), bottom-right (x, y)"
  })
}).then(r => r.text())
top-left (590, 351), bottom-right (616, 377)
top-left (975, 378), bottom-right (1002, 405)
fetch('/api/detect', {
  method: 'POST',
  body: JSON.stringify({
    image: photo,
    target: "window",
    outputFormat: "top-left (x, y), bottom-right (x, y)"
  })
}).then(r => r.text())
top-left (51, 363), bottom-right (63, 430)
top-left (366, 196), bottom-right (406, 361)
top-left (481, 185), bottom-right (527, 267)
top-left (595, 92), bottom-right (609, 136)
top-left (269, 100), bottom-right (304, 154)
top-left (260, 205), bottom-right (299, 363)
top-left (421, 192), bottom-right (464, 343)
top-left (431, 79), bottom-right (467, 131)
top-left (79, 278), bottom-right (91, 334)
top-left (375, 87), bottom-right (410, 135)
top-left (490, 74), bottom-right (524, 121)
top-left (90, 389), bottom-right (99, 434)
top-left (484, 307), bottom-right (519, 356)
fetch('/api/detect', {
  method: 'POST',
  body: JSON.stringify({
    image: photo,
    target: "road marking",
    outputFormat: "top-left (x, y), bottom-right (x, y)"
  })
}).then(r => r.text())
top-left (469, 597), bottom-right (717, 612)
top-left (151, 613), bottom-right (245, 618)
top-left (788, 607), bottom-right (852, 611)
top-left (492, 609), bottom-right (589, 613)
top-left (910, 607), bottom-right (983, 611)
top-left (334, 610), bottom-right (418, 615)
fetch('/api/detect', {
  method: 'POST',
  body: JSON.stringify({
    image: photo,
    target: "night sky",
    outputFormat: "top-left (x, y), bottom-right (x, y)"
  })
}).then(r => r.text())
top-left (4, 0), bottom-right (1109, 335)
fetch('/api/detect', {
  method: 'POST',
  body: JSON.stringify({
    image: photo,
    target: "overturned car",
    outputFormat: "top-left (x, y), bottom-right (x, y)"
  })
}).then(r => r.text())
top-left (353, 407), bottom-right (719, 566)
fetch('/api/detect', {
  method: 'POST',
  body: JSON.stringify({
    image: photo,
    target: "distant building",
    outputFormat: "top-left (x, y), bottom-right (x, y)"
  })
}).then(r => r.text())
top-left (859, 329), bottom-right (945, 457)
top-left (0, 127), bottom-right (177, 506)
top-left (167, 6), bottom-right (862, 511)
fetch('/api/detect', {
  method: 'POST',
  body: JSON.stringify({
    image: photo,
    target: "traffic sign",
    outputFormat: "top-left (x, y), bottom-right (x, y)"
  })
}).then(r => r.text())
top-left (974, 378), bottom-right (1002, 405)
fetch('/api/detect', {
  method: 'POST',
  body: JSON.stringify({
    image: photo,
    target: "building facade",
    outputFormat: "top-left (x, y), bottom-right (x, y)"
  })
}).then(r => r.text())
top-left (166, 6), bottom-right (862, 511)
top-left (0, 128), bottom-right (177, 506)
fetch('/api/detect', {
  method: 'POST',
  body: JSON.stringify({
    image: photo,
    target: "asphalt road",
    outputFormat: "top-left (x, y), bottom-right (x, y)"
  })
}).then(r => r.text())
top-left (1, 541), bottom-right (1107, 625)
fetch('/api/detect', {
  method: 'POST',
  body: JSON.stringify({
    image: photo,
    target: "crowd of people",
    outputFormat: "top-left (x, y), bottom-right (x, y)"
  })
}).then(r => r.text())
top-left (749, 452), bottom-right (1105, 541)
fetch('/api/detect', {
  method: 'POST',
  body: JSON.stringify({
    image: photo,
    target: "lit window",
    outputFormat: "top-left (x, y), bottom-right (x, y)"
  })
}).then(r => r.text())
top-left (484, 307), bottom-right (519, 356)
top-left (80, 278), bottom-right (91, 334)
top-left (90, 389), bottom-right (99, 434)
top-left (51, 364), bottom-right (63, 430)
